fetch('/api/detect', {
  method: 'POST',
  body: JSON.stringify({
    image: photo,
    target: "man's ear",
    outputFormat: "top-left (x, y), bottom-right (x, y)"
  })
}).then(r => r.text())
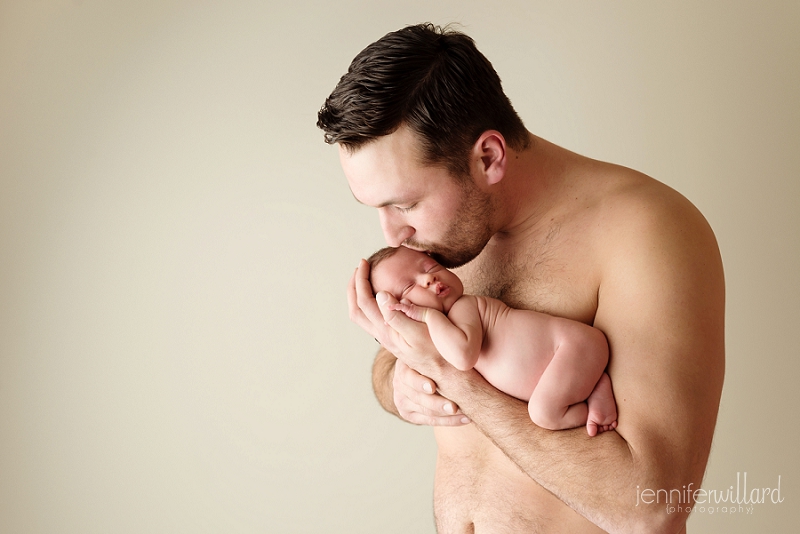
top-left (471, 131), bottom-right (507, 186)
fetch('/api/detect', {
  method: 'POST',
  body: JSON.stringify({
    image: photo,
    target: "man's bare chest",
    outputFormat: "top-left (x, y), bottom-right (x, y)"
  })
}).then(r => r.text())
top-left (455, 230), bottom-right (600, 326)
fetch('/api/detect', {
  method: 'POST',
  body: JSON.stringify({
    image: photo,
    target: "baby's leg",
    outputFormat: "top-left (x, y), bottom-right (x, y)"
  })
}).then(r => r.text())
top-left (528, 343), bottom-right (612, 435)
top-left (585, 372), bottom-right (618, 436)
top-left (527, 356), bottom-right (595, 433)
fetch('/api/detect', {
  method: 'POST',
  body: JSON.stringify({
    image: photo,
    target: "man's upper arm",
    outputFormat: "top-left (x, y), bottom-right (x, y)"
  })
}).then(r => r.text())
top-left (593, 190), bottom-right (725, 489)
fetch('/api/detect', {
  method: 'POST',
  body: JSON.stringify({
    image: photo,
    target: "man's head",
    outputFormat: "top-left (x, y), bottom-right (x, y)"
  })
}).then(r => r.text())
top-left (317, 23), bottom-right (529, 178)
top-left (341, 124), bottom-right (498, 267)
top-left (368, 246), bottom-right (464, 314)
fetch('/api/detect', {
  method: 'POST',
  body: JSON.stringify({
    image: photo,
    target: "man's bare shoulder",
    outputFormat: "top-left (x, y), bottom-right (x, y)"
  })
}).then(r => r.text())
top-left (580, 160), bottom-right (717, 255)
top-left (585, 160), bottom-right (725, 354)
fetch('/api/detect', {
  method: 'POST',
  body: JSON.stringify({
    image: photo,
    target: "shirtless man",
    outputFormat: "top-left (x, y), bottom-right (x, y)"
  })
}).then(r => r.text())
top-left (368, 245), bottom-right (617, 437)
top-left (318, 24), bottom-right (725, 533)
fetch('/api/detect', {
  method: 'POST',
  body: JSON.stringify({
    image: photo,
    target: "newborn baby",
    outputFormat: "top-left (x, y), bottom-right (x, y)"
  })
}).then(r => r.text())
top-left (368, 245), bottom-right (618, 436)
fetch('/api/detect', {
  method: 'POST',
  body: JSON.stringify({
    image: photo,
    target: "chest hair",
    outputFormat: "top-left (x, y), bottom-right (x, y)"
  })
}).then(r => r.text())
top-left (457, 224), bottom-right (569, 314)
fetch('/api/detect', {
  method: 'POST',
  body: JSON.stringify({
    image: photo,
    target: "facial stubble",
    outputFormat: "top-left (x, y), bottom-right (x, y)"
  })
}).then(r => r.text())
top-left (406, 180), bottom-right (495, 269)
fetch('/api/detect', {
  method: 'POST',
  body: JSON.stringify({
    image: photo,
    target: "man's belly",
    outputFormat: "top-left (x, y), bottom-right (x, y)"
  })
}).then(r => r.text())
top-left (433, 425), bottom-right (606, 534)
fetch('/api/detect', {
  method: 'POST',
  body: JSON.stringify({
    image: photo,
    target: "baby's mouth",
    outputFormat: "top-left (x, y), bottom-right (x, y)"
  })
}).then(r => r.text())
top-left (435, 283), bottom-right (450, 297)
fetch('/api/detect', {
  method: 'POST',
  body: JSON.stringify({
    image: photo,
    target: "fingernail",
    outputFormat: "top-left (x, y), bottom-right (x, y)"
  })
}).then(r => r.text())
top-left (461, 417), bottom-right (471, 424)
top-left (376, 292), bottom-right (388, 305)
top-left (422, 383), bottom-right (433, 394)
top-left (444, 403), bottom-right (455, 414)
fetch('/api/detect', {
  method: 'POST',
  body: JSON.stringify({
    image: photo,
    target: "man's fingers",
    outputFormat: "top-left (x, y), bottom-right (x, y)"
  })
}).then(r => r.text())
top-left (396, 392), bottom-right (470, 426)
top-left (355, 259), bottom-right (385, 326)
top-left (347, 267), bottom-right (379, 337)
top-left (347, 268), bottom-right (364, 323)
top-left (420, 377), bottom-right (435, 395)
top-left (393, 360), bottom-right (467, 426)
top-left (348, 261), bottom-right (398, 345)
top-left (375, 291), bottom-right (397, 320)
top-left (404, 389), bottom-right (461, 415)
top-left (395, 359), bottom-right (447, 402)
top-left (402, 412), bottom-right (472, 427)
top-left (376, 291), bottom-right (428, 345)
top-left (349, 262), bottom-right (434, 356)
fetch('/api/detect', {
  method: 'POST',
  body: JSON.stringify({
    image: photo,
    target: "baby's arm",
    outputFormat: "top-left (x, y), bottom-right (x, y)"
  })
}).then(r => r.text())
top-left (390, 296), bottom-right (484, 371)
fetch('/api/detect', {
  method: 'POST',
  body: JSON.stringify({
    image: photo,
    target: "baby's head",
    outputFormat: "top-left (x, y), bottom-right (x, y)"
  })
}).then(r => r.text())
top-left (367, 246), bottom-right (464, 313)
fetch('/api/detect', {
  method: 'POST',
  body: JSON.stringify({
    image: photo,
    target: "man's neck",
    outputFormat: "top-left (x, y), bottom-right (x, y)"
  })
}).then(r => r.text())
top-left (492, 134), bottom-right (573, 243)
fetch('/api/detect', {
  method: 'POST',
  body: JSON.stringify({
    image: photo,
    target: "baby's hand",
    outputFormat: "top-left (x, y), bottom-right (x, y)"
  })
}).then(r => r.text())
top-left (389, 300), bottom-right (428, 322)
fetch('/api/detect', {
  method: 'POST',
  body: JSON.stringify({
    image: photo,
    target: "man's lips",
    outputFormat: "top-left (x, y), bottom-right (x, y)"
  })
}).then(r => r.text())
top-left (404, 244), bottom-right (430, 255)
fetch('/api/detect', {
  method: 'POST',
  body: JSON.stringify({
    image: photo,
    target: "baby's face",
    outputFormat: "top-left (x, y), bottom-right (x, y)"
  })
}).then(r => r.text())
top-left (371, 246), bottom-right (464, 313)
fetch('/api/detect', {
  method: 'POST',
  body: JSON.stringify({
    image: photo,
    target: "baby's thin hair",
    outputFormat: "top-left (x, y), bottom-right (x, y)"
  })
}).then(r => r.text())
top-left (366, 246), bottom-right (401, 270)
top-left (366, 246), bottom-right (401, 291)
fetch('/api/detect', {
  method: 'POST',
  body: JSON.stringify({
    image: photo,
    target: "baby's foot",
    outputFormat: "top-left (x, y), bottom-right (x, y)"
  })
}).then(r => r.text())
top-left (586, 372), bottom-right (618, 437)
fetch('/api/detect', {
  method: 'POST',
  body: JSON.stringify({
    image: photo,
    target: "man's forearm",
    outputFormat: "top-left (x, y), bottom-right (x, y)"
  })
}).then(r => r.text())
top-left (436, 366), bottom-right (689, 534)
top-left (372, 347), bottom-right (400, 417)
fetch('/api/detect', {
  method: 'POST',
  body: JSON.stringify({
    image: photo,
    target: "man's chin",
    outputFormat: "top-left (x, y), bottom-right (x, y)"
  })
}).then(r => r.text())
top-left (405, 238), bottom-right (489, 269)
top-left (429, 248), bottom-right (483, 269)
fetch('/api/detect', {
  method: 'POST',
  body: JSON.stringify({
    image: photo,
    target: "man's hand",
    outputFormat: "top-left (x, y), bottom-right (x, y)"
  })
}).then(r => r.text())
top-left (349, 259), bottom-right (469, 426)
top-left (348, 259), bottom-right (434, 359)
top-left (393, 359), bottom-right (470, 426)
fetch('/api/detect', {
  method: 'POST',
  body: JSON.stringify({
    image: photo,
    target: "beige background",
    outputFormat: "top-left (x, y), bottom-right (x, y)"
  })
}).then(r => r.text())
top-left (1, 1), bottom-right (798, 532)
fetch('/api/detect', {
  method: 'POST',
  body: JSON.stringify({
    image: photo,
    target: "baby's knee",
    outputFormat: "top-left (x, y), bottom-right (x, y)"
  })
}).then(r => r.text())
top-left (527, 401), bottom-right (559, 430)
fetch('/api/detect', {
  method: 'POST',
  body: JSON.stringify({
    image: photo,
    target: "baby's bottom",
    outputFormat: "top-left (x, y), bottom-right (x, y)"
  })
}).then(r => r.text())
top-left (527, 356), bottom-right (617, 437)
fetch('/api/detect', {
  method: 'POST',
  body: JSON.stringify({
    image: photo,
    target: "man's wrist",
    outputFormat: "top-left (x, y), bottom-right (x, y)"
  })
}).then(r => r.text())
top-left (372, 349), bottom-right (399, 416)
top-left (433, 365), bottom-right (496, 416)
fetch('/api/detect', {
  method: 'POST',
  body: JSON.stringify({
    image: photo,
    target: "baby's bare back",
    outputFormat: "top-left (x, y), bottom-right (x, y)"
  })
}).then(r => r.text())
top-left (472, 295), bottom-right (565, 401)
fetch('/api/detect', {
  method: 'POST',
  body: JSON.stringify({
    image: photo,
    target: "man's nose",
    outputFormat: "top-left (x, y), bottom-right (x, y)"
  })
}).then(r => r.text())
top-left (379, 211), bottom-right (415, 247)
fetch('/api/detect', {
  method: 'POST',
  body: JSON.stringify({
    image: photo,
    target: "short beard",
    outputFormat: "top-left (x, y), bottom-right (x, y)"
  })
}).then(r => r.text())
top-left (406, 179), bottom-right (495, 269)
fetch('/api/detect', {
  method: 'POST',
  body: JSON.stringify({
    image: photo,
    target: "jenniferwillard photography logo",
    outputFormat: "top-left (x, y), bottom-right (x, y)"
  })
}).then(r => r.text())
top-left (636, 473), bottom-right (784, 516)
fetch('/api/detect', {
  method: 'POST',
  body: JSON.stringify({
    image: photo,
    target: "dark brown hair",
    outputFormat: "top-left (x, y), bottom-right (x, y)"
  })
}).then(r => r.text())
top-left (317, 23), bottom-right (529, 177)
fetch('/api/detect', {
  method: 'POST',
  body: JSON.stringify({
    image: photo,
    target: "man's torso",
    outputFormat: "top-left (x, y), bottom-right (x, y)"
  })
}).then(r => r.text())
top-left (432, 152), bottom-right (645, 533)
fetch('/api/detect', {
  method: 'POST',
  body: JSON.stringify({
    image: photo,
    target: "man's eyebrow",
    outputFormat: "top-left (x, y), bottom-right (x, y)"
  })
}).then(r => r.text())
top-left (349, 190), bottom-right (402, 208)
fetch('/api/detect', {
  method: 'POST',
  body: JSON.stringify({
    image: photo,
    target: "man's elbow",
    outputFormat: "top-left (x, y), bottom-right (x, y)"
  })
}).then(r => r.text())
top-left (628, 505), bottom-right (689, 534)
